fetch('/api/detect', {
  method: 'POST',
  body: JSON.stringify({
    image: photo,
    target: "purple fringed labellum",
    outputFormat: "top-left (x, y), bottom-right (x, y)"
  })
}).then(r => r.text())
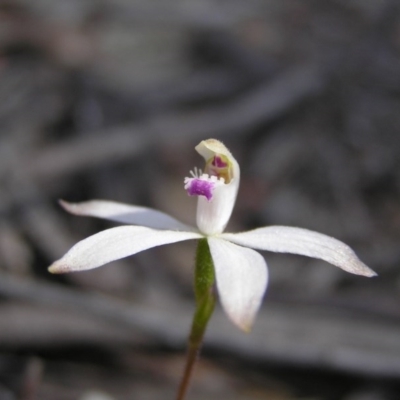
top-left (186, 178), bottom-right (215, 201)
top-left (184, 174), bottom-right (225, 202)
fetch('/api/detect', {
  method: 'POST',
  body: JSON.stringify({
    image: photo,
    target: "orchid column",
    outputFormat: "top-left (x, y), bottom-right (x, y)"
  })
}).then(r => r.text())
top-left (178, 139), bottom-right (245, 399)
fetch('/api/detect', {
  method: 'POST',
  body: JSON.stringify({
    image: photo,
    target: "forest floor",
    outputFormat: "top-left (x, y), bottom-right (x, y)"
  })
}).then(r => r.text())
top-left (1, 1), bottom-right (400, 399)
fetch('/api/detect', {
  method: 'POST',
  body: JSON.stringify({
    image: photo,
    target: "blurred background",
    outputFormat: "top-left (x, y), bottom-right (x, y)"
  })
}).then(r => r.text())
top-left (1, 0), bottom-right (400, 399)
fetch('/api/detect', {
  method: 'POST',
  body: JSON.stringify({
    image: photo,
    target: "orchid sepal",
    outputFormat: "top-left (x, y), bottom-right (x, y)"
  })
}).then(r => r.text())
top-left (221, 226), bottom-right (376, 277)
top-left (59, 199), bottom-right (196, 232)
top-left (48, 226), bottom-right (201, 273)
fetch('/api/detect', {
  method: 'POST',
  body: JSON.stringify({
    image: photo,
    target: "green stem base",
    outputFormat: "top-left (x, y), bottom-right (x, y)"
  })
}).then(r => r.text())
top-left (176, 239), bottom-right (216, 400)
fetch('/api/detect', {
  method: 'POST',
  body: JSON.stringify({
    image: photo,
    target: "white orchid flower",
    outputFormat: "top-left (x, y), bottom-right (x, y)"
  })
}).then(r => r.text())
top-left (49, 139), bottom-right (376, 331)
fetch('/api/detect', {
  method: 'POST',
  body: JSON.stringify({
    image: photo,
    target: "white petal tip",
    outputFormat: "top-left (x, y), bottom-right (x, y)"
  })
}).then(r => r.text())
top-left (228, 309), bottom-right (258, 332)
top-left (58, 199), bottom-right (78, 214)
top-left (362, 268), bottom-right (378, 278)
top-left (348, 260), bottom-right (377, 277)
top-left (48, 261), bottom-right (70, 274)
top-left (58, 199), bottom-right (95, 216)
top-left (235, 319), bottom-right (254, 333)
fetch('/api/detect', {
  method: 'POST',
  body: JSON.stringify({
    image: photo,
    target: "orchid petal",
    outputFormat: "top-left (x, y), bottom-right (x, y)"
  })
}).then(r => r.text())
top-left (221, 226), bottom-right (376, 277)
top-left (194, 139), bottom-right (240, 235)
top-left (60, 200), bottom-right (195, 232)
top-left (49, 226), bottom-right (201, 273)
top-left (208, 237), bottom-right (268, 332)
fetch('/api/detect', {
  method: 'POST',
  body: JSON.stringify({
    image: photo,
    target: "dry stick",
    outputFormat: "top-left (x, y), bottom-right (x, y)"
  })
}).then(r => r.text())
top-left (18, 63), bottom-right (325, 187)
top-left (0, 139), bottom-right (78, 260)
top-left (2, 270), bottom-right (400, 380)
top-left (20, 358), bottom-right (44, 400)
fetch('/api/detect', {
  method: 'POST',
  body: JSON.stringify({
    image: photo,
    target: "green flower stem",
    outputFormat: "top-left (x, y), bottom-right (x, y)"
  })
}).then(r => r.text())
top-left (176, 239), bottom-right (216, 400)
